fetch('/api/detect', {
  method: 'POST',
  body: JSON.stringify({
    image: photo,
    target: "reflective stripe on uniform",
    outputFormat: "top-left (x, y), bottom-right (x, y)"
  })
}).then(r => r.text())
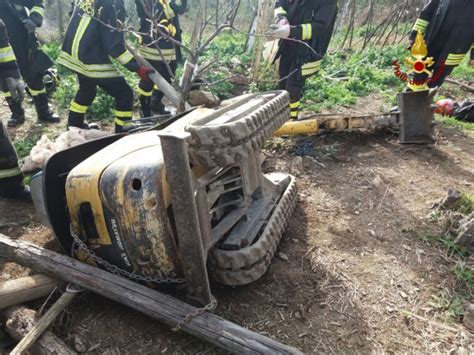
top-left (159, 19), bottom-right (177, 37)
top-left (290, 101), bottom-right (300, 109)
top-left (274, 6), bottom-right (287, 17)
top-left (70, 100), bottom-right (89, 113)
top-left (301, 24), bottom-right (312, 41)
top-left (138, 46), bottom-right (176, 62)
top-left (445, 53), bottom-right (466, 66)
top-left (114, 118), bottom-right (132, 126)
top-left (116, 50), bottom-right (134, 65)
top-left (301, 60), bottom-right (322, 76)
top-left (0, 166), bottom-right (22, 179)
top-left (30, 6), bottom-right (45, 17)
top-left (58, 52), bottom-right (120, 78)
top-left (115, 110), bottom-right (132, 118)
top-left (72, 16), bottom-right (92, 60)
top-left (413, 19), bottom-right (429, 33)
top-left (0, 46), bottom-right (16, 63)
top-left (159, 0), bottom-right (175, 19)
top-left (29, 87), bottom-right (46, 96)
top-left (137, 86), bottom-right (152, 96)
top-left (290, 111), bottom-right (298, 118)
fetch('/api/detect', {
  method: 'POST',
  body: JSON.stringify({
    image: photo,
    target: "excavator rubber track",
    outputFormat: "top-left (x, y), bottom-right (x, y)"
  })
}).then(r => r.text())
top-left (186, 91), bottom-right (290, 167)
top-left (209, 175), bottom-right (297, 285)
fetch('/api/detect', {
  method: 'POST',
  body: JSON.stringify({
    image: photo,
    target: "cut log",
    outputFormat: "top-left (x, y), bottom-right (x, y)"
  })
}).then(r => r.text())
top-left (10, 290), bottom-right (77, 355)
top-left (3, 306), bottom-right (76, 355)
top-left (0, 234), bottom-right (302, 355)
top-left (0, 275), bottom-right (58, 309)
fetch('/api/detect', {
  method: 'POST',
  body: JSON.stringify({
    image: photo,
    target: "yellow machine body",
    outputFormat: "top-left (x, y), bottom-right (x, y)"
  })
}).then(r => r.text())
top-left (65, 132), bottom-right (180, 280)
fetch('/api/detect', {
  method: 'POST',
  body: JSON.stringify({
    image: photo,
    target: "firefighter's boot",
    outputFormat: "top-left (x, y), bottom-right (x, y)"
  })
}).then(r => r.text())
top-left (6, 97), bottom-right (25, 127)
top-left (150, 91), bottom-right (170, 115)
top-left (33, 94), bottom-right (60, 123)
top-left (139, 95), bottom-right (152, 118)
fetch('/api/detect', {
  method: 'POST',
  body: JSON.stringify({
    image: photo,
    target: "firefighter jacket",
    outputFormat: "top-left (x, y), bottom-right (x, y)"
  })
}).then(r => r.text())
top-left (135, 0), bottom-right (187, 62)
top-left (274, 0), bottom-right (337, 77)
top-left (58, 0), bottom-right (139, 79)
top-left (412, 0), bottom-right (474, 67)
top-left (0, 0), bottom-right (51, 81)
top-left (0, 20), bottom-right (20, 80)
top-left (0, 20), bottom-right (22, 188)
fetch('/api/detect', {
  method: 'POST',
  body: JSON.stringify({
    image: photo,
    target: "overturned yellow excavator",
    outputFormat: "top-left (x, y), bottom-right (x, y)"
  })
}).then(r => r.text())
top-left (33, 91), bottom-right (297, 306)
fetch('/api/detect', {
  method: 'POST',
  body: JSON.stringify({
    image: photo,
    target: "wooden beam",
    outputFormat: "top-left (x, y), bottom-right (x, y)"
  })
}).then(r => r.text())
top-left (0, 234), bottom-right (302, 355)
top-left (445, 78), bottom-right (474, 93)
top-left (0, 275), bottom-right (58, 309)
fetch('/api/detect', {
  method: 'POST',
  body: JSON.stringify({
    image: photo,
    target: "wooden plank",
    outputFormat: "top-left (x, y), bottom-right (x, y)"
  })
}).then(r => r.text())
top-left (10, 291), bottom-right (77, 355)
top-left (0, 275), bottom-right (58, 309)
top-left (0, 234), bottom-right (302, 355)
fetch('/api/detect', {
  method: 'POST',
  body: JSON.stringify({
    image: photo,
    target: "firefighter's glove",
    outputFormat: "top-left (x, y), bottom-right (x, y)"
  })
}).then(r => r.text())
top-left (22, 18), bottom-right (38, 33)
top-left (276, 17), bottom-right (289, 26)
top-left (136, 66), bottom-right (155, 83)
top-left (3, 77), bottom-right (25, 103)
top-left (266, 24), bottom-right (290, 39)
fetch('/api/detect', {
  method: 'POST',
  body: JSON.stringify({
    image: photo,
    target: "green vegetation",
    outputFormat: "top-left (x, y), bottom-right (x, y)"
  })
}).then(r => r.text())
top-left (13, 134), bottom-right (42, 160)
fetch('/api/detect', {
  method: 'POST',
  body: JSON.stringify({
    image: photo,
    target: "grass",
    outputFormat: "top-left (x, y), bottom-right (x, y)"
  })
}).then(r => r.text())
top-left (13, 134), bottom-right (42, 160)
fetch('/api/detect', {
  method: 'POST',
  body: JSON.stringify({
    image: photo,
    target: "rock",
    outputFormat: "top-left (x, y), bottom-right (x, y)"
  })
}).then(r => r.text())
top-left (277, 252), bottom-right (289, 261)
top-left (463, 303), bottom-right (474, 331)
top-left (439, 188), bottom-right (463, 210)
top-left (188, 90), bottom-right (220, 108)
top-left (230, 57), bottom-right (242, 67)
top-left (454, 213), bottom-right (474, 252)
top-left (289, 156), bottom-right (303, 175)
top-left (74, 335), bottom-right (88, 353)
top-left (399, 291), bottom-right (408, 300)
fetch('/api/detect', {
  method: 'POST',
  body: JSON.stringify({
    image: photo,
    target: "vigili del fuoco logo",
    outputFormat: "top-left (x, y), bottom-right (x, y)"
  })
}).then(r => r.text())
top-left (392, 31), bottom-right (445, 86)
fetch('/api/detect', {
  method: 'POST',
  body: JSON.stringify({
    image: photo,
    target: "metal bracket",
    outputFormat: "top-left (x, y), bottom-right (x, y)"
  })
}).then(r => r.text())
top-left (397, 90), bottom-right (435, 144)
top-left (157, 131), bottom-right (214, 307)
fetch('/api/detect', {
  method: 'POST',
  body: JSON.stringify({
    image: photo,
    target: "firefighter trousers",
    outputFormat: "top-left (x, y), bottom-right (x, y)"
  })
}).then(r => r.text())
top-left (137, 60), bottom-right (177, 117)
top-left (0, 120), bottom-right (23, 195)
top-left (278, 52), bottom-right (305, 120)
top-left (68, 74), bottom-right (134, 133)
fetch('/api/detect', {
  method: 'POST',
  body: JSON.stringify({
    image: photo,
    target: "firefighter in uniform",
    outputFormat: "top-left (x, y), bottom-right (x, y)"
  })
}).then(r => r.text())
top-left (408, 0), bottom-right (474, 91)
top-left (135, 0), bottom-right (187, 116)
top-left (267, 0), bottom-right (337, 120)
top-left (0, 20), bottom-right (30, 200)
top-left (0, 0), bottom-right (59, 126)
top-left (57, 0), bottom-right (154, 132)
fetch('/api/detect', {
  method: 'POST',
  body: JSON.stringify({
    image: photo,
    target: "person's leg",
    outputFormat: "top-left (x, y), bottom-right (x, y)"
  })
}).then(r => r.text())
top-left (68, 75), bottom-right (98, 128)
top-left (98, 77), bottom-right (134, 133)
top-left (150, 61), bottom-right (177, 115)
top-left (278, 53), bottom-right (291, 92)
top-left (1, 80), bottom-right (25, 127)
top-left (0, 121), bottom-right (29, 199)
top-left (285, 60), bottom-right (305, 120)
top-left (137, 77), bottom-right (154, 118)
top-left (27, 72), bottom-right (60, 123)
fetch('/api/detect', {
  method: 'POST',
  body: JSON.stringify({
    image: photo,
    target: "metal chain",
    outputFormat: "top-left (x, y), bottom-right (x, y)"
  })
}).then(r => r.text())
top-left (69, 225), bottom-right (186, 284)
top-left (172, 298), bottom-right (218, 332)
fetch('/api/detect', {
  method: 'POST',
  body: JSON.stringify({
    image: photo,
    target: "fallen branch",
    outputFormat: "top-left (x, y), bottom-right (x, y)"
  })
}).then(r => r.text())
top-left (445, 78), bottom-right (474, 93)
top-left (0, 234), bottom-right (302, 354)
top-left (10, 288), bottom-right (78, 355)
top-left (3, 306), bottom-right (76, 355)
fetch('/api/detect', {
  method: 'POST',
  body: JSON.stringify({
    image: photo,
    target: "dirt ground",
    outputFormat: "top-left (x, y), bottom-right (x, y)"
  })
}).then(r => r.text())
top-left (1, 96), bottom-right (474, 353)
